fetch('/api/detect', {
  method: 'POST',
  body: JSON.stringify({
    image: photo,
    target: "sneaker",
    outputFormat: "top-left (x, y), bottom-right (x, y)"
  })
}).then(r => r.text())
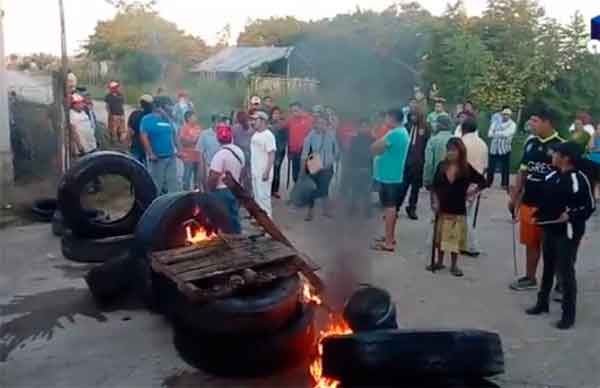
top-left (405, 207), bottom-right (418, 220)
top-left (509, 276), bottom-right (537, 291)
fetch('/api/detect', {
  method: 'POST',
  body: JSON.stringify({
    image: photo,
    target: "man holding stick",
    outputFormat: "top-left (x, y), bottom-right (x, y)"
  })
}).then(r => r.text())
top-left (509, 107), bottom-right (564, 291)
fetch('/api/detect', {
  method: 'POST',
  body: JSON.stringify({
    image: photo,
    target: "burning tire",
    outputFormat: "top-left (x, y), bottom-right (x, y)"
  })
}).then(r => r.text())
top-left (133, 191), bottom-right (235, 310)
top-left (321, 329), bottom-right (504, 384)
top-left (57, 151), bottom-right (157, 239)
top-left (31, 198), bottom-right (57, 222)
top-left (173, 304), bottom-right (316, 376)
top-left (343, 285), bottom-right (397, 332)
top-left (61, 231), bottom-right (135, 263)
top-left (85, 256), bottom-right (136, 304)
top-left (170, 274), bottom-right (302, 336)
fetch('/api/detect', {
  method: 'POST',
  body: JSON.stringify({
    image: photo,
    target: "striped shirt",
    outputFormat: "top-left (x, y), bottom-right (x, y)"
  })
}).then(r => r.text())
top-left (489, 119), bottom-right (516, 155)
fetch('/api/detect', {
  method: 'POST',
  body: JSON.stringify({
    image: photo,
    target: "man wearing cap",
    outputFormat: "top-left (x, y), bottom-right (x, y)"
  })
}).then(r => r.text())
top-left (423, 114), bottom-right (454, 190)
top-left (207, 124), bottom-right (246, 234)
top-left (488, 107), bottom-right (516, 190)
top-left (140, 103), bottom-right (181, 194)
top-left (105, 81), bottom-right (126, 144)
top-left (128, 94), bottom-right (154, 163)
top-left (526, 141), bottom-right (596, 329)
top-left (70, 93), bottom-right (98, 158)
top-left (249, 111), bottom-right (277, 218)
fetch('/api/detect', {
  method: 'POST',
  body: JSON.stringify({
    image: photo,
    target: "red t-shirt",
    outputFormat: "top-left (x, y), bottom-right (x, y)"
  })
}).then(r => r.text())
top-left (337, 120), bottom-right (358, 151)
top-left (179, 123), bottom-right (202, 162)
top-left (285, 113), bottom-right (314, 154)
top-left (373, 123), bottom-right (391, 140)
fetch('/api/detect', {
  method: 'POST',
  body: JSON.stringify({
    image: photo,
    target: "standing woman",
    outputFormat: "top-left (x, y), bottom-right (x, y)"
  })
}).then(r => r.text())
top-left (301, 114), bottom-right (340, 221)
top-left (270, 107), bottom-right (288, 198)
top-left (588, 123), bottom-right (600, 200)
top-left (178, 111), bottom-right (202, 191)
top-left (428, 138), bottom-right (487, 277)
top-left (233, 111), bottom-right (255, 194)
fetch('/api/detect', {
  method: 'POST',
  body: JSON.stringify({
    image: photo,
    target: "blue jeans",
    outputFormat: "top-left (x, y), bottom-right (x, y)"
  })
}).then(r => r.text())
top-left (211, 188), bottom-right (241, 234)
top-left (182, 162), bottom-right (199, 191)
top-left (149, 156), bottom-right (181, 194)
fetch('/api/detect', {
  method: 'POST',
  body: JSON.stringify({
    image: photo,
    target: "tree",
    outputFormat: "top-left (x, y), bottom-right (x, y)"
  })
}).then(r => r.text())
top-left (237, 17), bottom-right (306, 46)
top-left (85, 3), bottom-right (209, 67)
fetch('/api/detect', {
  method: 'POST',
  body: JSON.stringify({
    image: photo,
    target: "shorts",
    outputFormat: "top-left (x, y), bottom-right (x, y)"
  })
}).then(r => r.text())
top-left (108, 114), bottom-right (127, 141)
top-left (378, 182), bottom-right (403, 208)
top-left (519, 204), bottom-right (542, 248)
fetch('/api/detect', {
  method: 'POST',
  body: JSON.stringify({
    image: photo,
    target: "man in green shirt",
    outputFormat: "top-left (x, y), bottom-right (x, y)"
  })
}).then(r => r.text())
top-left (371, 108), bottom-right (410, 252)
top-left (426, 101), bottom-right (449, 133)
top-left (423, 115), bottom-right (454, 189)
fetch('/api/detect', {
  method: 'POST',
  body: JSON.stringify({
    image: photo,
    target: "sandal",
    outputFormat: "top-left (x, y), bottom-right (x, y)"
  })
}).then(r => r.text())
top-left (426, 263), bottom-right (446, 271)
top-left (370, 241), bottom-right (395, 253)
top-left (373, 236), bottom-right (397, 245)
top-left (450, 267), bottom-right (464, 277)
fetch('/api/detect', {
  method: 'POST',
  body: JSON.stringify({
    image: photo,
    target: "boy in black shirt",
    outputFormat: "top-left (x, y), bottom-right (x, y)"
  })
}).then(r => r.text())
top-left (526, 142), bottom-right (596, 329)
top-left (509, 108), bottom-right (564, 291)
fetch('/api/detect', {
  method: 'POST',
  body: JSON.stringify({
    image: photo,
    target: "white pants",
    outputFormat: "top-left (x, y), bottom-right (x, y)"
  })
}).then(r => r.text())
top-left (465, 195), bottom-right (481, 253)
top-left (252, 175), bottom-right (273, 218)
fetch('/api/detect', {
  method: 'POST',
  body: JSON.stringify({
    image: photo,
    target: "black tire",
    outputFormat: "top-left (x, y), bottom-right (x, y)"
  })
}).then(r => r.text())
top-left (31, 198), bottom-right (57, 222)
top-left (85, 256), bottom-right (136, 305)
top-left (133, 191), bottom-right (233, 309)
top-left (322, 329), bottom-right (504, 384)
top-left (173, 304), bottom-right (316, 377)
top-left (61, 232), bottom-right (135, 263)
top-left (52, 210), bottom-right (65, 236)
top-left (57, 151), bottom-right (157, 239)
top-left (168, 274), bottom-right (302, 336)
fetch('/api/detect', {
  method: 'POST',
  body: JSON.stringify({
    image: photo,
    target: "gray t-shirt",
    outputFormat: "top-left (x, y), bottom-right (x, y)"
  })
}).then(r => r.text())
top-left (197, 128), bottom-right (221, 164)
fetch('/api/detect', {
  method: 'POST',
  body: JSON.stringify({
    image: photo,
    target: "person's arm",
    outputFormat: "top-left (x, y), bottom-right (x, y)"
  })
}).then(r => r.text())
top-left (140, 133), bottom-right (155, 161)
top-left (207, 170), bottom-right (221, 191)
top-left (566, 172), bottom-right (596, 223)
top-left (370, 135), bottom-right (388, 156)
top-left (70, 124), bottom-right (84, 155)
top-left (263, 151), bottom-right (275, 181)
top-left (207, 152), bottom-right (224, 191)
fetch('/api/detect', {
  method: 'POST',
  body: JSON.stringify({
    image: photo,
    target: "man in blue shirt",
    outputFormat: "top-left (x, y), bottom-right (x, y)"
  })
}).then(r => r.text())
top-left (140, 105), bottom-right (181, 194)
top-left (370, 108), bottom-right (410, 252)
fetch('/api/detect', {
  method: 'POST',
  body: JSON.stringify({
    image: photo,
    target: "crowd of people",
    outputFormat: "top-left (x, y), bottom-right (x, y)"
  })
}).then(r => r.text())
top-left (66, 80), bottom-right (600, 330)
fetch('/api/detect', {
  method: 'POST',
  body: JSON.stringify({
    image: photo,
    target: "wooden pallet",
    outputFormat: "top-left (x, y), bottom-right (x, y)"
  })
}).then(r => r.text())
top-left (150, 235), bottom-right (314, 302)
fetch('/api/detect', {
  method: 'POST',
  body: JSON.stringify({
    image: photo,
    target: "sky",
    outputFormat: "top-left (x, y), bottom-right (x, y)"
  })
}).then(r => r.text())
top-left (2, 0), bottom-right (599, 55)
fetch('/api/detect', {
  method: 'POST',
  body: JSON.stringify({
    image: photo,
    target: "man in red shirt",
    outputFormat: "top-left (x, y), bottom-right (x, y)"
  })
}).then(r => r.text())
top-left (285, 102), bottom-right (314, 182)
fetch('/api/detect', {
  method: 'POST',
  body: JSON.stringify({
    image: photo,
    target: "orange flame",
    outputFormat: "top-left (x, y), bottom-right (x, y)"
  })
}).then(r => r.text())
top-left (303, 283), bottom-right (323, 306)
top-left (185, 225), bottom-right (213, 244)
top-left (309, 314), bottom-right (352, 388)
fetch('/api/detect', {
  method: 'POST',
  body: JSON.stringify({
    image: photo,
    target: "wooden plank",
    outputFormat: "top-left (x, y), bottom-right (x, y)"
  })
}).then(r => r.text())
top-left (178, 246), bottom-right (298, 282)
top-left (168, 239), bottom-right (295, 275)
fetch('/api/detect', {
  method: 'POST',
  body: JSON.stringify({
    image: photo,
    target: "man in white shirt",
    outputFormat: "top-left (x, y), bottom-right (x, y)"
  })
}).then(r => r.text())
top-left (70, 94), bottom-right (97, 157)
top-left (460, 118), bottom-right (488, 256)
top-left (488, 107), bottom-right (516, 190)
top-left (250, 111), bottom-right (276, 218)
top-left (208, 124), bottom-right (245, 234)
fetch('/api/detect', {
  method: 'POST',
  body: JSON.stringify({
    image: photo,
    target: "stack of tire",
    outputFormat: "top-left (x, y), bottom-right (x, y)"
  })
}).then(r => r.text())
top-left (56, 151), bottom-right (158, 304)
top-left (320, 286), bottom-right (505, 386)
top-left (134, 191), bottom-right (316, 376)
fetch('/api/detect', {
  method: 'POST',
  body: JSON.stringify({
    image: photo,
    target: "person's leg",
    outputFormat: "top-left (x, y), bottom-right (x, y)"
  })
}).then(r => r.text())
top-left (487, 154), bottom-right (496, 187)
top-left (305, 174), bottom-right (318, 221)
top-left (253, 175), bottom-right (273, 218)
top-left (182, 162), bottom-right (193, 191)
top-left (512, 205), bottom-right (542, 290)
top-left (500, 153), bottom-right (511, 189)
top-left (527, 234), bottom-right (555, 313)
top-left (450, 252), bottom-right (462, 276)
top-left (148, 159), bottom-right (163, 193)
top-left (556, 237), bottom-right (579, 328)
top-left (437, 249), bottom-right (445, 266)
top-left (291, 153), bottom-right (301, 183)
top-left (165, 157), bottom-right (182, 193)
top-left (407, 173), bottom-right (421, 217)
top-left (383, 206), bottom-right (397, 249)
top-left (320, 168), bottom-right (334, 217)
top-left (464, 196), bottom-right (480, 255)
top-left (272, 151), bottom-right (284, 195)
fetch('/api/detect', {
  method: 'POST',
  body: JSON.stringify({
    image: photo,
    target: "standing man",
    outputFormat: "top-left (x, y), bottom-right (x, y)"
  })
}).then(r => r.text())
top-left (70, 94), bottom-right (98, 158)
top-left (460, 118), bottom-right (489, 256)
top-left (250, 111), bottom-right (277, 218)
top-left (105, 81), bottom-right (126, 144)
top-left (509, 107), bottom-right (564, 291)
top-left (285, 102), bottom-right (314, 183)
top-left (127, 94), bottom-right (154, 164)
top-left (370, 108), bottom-right (410, 252)
top-left (140, 104), bottom-right (181, 194)
top-left (207, 124), bottom-right (246, 234)
top-left (398, 108), bottom-right (430, 220)
top-left (526, 142), bottom-right (596, 329)
top-left (262, 96), bottom-right (274, 114)
top-left (488, 107), bottom-right (516, 190)
top-left (197, 114), bottom-right (225, 189)
top-left (423, 115), bottom-right (454, 190)
top-left (426, 101), bottom-right (448, 133)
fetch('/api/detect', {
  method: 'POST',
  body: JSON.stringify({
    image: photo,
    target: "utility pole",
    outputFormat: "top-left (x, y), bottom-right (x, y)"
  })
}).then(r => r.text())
top-left (58, 0), bottom-right (70, 171)
top-left (0, 0), bottom-right (15, 200)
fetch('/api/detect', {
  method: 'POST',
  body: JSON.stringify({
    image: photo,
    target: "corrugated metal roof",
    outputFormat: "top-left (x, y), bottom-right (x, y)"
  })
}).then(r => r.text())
top-left (190, 46), bottom-right (294, 76)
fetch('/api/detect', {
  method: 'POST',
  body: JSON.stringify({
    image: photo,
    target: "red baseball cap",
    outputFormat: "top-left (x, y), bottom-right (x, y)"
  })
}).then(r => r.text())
top-left (216, 124), bottom-right (233, 144)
